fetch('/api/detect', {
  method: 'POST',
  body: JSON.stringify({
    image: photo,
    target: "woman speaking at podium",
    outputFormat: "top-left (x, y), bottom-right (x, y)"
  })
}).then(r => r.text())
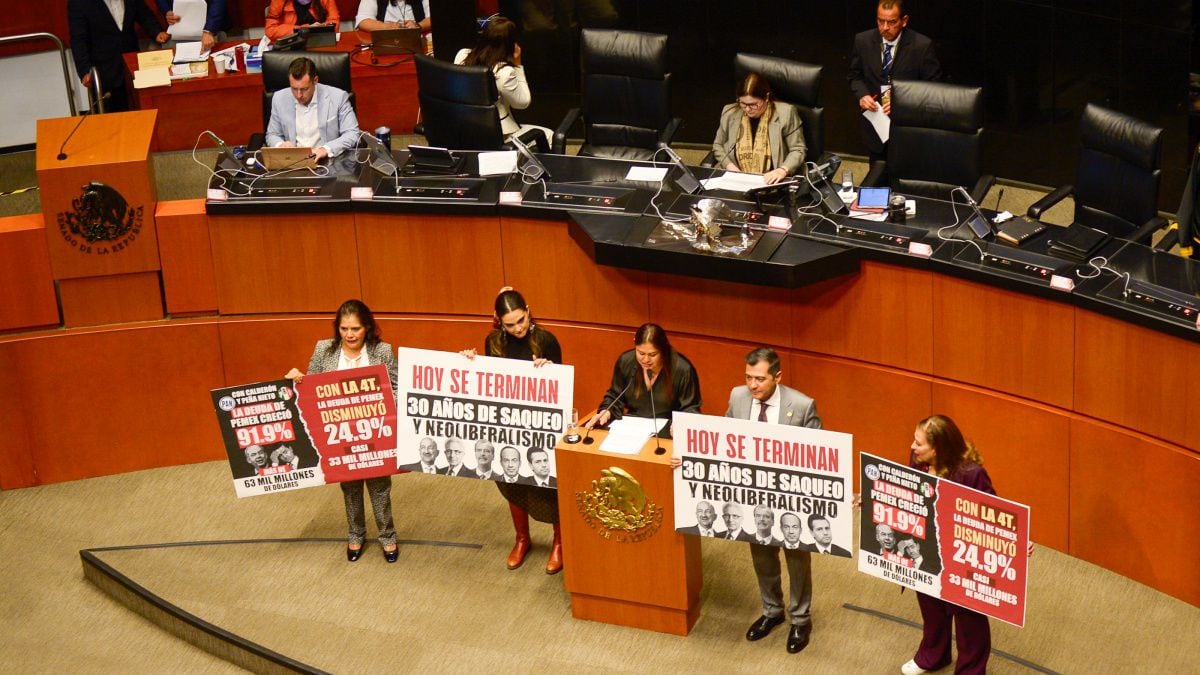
top-left (461, 288), bottom-right (565, 574)
top-left (585, 323), bottom-right (702, 435)
top-left (711, 72), bottom-right (806, 185)
top-left (453, 15), bottom-right (553, 152)
top-left (286, 300), bottom-right (399, 563)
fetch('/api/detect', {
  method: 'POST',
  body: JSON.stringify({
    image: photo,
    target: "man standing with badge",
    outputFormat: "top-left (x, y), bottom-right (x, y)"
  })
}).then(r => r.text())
top-left (728, 347), bottom-right (822, 655)
top-left (848, 0), bottom-right (942, 163)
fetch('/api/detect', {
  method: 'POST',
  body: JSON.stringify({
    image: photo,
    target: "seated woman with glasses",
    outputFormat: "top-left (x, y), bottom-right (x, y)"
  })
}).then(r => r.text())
top-left (711, 72), bottom-right (806, 185)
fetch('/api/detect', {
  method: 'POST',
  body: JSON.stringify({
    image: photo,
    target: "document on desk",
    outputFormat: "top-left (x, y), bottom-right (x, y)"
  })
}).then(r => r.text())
top-left (863, 108), bottom-right (890, 143)
top-left (172, 40), bottom-right (209, 63)
top-left (599, 417), bottom-right (669, 455)
top-left (133, 67), bottom-right (172, 89)
top-left (625, 166), bottom-right (668, 182)
top-left (167, 0), bottom-right (207, 39)
top-left (477, 150), bottom-right (518, 176)
top-left (848, 209), bottom-right (888, 221)
top-left (701, 170), bottom-right (765, 192)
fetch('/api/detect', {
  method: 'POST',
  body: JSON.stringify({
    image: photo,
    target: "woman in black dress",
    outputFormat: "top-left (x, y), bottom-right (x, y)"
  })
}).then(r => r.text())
top-left (462, 288), bottom-right (564, 574)
top-left (585, 323), bottom-right (702, 434)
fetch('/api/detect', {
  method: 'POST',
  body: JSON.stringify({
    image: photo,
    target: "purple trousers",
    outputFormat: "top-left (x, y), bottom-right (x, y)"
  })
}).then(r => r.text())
top-left (914, 592), bottom-right (990, 674)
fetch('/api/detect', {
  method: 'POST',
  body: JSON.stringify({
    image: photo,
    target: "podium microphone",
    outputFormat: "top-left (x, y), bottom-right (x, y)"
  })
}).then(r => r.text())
top-left (582, 378), bottom-right (633, 445)
top-left (648, 369), bottom-right (665, 455)
top-left (57, 114), bottom-right (91, 161)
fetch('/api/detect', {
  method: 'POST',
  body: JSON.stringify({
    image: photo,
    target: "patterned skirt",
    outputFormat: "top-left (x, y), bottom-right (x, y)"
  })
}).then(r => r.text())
top-left (496, 481), bottom-right (559, 523)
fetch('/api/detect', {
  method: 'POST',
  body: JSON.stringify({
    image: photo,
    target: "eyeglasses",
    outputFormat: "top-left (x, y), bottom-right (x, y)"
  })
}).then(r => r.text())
top-left (737, 98), bottom-right (765, 111)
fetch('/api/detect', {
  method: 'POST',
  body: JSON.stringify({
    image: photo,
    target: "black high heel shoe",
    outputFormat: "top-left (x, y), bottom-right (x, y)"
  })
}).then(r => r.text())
top-left (383, 545), bottom-right (399, 563)
top-left (347, 544), bottom-right (364, 562)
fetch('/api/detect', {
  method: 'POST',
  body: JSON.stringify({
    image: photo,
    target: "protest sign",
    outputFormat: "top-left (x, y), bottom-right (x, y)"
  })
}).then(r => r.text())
top-left (293, 363), bottom-right (399, 483)
top-left (858, 452), bottom-right (1030, 626)
top-left (672, 411), bottom-right (854, 555)
top-left (211, 380), bottom-right (324, 497)
top-left (395, 348), bottom-right (574, 484)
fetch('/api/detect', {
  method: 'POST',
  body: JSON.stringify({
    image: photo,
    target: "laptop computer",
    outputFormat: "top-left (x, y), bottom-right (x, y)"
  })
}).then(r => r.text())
top-left (260, 147), bottom-right (318, 171)
top-left (298, 24), bottom-right (337, 48)
top-left (372, 28), bottom-right (423, 56)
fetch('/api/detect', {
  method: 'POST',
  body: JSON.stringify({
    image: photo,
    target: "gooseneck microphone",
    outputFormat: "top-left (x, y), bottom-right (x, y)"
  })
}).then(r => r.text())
top-left (57, 114), bottom-right (90, 161)
top-left (648, 368), bottom-right (665, 455)
top-left (582, 377), bottom-right (634, 445)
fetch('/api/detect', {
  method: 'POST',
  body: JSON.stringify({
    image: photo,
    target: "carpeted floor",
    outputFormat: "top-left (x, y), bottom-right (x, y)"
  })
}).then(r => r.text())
top-left (2, 459), bottom-right (1198, 672)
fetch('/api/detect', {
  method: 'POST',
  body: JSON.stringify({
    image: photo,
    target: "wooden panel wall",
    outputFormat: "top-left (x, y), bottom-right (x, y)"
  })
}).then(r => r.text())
top-left (2, 204), bottom-right (1199, 608)
top-left (0, 214), bottom-right (59, 332)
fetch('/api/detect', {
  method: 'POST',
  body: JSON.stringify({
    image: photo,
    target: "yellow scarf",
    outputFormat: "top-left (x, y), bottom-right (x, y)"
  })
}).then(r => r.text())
top-left (735, 101), bottom-right (774, 174)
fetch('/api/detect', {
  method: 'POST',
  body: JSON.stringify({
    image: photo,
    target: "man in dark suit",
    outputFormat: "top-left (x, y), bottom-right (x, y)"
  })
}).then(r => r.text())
top-left (730, 347), bottom-right (821, 654)
top-left (752, 505), bottom-right (783, 547)
top-left (399, 436), bottom-right (439, 473)
top-left (847, 0), bottom-right (942, 162)
top-left (440, 438), bottom-right (471, 477)
top-left (679, 500), bottom-right (723, 537)
top-left (779, 512), bottom-right (806, 551)
top-left (807, 514), bottom-right (851, 557)
top-left (472, 440), bottom-right (501, 480)
top-left (721, 502), bottom-right (754, 542)
top-left (68, 0), bottom-right (170, 112)
top-left (520, 447), bottom-right (556, 489)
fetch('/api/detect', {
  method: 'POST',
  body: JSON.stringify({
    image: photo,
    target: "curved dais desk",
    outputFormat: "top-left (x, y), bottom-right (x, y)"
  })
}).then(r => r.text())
top-left (1, 152), bottom-right (1196, 610)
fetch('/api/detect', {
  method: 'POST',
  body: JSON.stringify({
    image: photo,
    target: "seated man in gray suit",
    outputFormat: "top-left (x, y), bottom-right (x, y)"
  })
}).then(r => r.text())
top-left (730, 346), bottom-right (821, 655)
top-left (265, 57), bottom-right (360, 161)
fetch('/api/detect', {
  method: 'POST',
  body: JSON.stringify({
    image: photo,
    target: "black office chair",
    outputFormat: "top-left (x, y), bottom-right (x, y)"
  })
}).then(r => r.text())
top-left (414, 54), bottom-right (509, 151)
top-left (701, 54), bottom-right (825, 168)
top-left (1027, 103), bottom-right (1165, 242)
top-left (249, 51), bottom-right (355, 150)
top-left (863, 80), bottom-right (994, 203)
top-left (552, 29), bottom-right (681, 161)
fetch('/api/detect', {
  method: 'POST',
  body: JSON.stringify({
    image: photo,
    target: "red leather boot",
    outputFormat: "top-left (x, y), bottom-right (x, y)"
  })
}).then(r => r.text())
top-left (545, 523), bottom-right (563, 575)
top-left (507, 502), bottom-right (532, 569)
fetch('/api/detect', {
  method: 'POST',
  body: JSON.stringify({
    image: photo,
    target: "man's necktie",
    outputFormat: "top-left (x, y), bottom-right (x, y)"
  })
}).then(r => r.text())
top-left (758, 402), bottom-right (769, 423)
top-left (882, 43), bottom-right (894, 80)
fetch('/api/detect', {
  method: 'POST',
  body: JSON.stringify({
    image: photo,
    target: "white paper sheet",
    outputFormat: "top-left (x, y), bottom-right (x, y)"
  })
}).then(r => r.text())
top-left (599, 417), bottom-right (669, 455)
top-left (172, 41), bottom-right (209, 63)
top-left (477, 151), bottom-right (518, 176)
top-left (625, 166), bottom-right (668, 182)
top-left (133, 67), bottom-right (171, 89)
top-left (863, 108), bottom-right (891, 143)
top-left (167, 0), bottom-right (207, 39)
top-left (700, 170), bottom-right (765, 192)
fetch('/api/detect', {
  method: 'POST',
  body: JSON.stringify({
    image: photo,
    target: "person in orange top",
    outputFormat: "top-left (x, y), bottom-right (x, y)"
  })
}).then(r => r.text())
top-left (265, 0), bottom-right (340, 41)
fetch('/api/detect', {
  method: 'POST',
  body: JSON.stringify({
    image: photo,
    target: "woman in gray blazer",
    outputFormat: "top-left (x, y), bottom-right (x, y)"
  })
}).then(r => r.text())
top-left (287, 300), bottom-right (400, 563)
top-left (711, 72), bottom-right (807, 185)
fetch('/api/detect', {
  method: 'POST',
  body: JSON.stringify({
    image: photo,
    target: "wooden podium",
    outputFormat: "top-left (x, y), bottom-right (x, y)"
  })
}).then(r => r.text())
top-left (36, 111), bottom-right (163, 327)
top-left (557, 429), bottom-right (702, 636)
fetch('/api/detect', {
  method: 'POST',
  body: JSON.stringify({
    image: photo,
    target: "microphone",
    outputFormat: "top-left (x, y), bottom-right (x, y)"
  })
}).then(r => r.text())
top-left (57, 114), bottom-right (91, 161)
top-left (992, 187), bottom-right (1005, 213)
top-left (658, 142), bottom-right (703, 194)
top-left (648, 368), bottom-right (664, 455)
top-left (582, 377), bottom-right (634, 445)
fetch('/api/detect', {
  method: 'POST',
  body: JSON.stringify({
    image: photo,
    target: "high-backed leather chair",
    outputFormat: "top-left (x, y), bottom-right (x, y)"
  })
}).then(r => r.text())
top-left (863, 80), bottom-right (994, 203)
top-left (414, 54), bottom-right (507, 151)
top-left (1028, 103), bottom-right (1164, 241)
top-left (250, 51), bottom-right (354, 150)
top-left (552, 29), bottom-right (681, 160)
top-left (701, 53), bottom-right (825, 168)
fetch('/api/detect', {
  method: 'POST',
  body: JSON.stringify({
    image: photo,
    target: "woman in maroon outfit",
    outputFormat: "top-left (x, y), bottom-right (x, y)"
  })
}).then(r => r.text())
top-left (902, 415), bottom-right (1001, 675)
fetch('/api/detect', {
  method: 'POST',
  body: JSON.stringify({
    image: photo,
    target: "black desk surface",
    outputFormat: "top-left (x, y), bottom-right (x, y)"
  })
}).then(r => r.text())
top-left (205, 149), bottom-right (1200, 343)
